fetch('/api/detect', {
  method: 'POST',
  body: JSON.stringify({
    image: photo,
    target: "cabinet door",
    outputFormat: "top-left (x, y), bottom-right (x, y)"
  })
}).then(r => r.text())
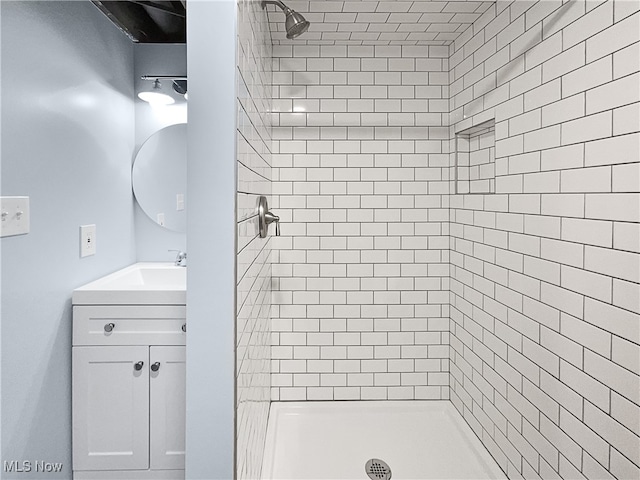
top-left (73, 346), bottom-right (149, 471)
top-left (150, 346), bottom-right (186, 470)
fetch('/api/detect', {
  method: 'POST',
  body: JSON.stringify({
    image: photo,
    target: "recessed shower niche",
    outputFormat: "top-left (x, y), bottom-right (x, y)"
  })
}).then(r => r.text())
top-left (454, 120), bottom-right (496, 194)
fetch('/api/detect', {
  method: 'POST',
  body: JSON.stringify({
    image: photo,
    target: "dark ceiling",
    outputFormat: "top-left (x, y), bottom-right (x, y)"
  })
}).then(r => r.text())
top-left (92, 1), bottom-right (186, 43)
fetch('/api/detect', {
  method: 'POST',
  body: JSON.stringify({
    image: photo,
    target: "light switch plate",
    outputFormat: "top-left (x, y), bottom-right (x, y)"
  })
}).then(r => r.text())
top-left (0, 196), bottom-right (30, 237)
top-left (80, 224), bottom-right (96, 257)
top-left (176, 194), bottom-right (185, 211)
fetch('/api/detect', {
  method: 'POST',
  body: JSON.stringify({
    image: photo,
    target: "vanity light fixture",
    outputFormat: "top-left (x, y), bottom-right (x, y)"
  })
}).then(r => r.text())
top-left (138, 76), bottom-right (188, 104)
top-left (138, 78), bottom-right (174, 105)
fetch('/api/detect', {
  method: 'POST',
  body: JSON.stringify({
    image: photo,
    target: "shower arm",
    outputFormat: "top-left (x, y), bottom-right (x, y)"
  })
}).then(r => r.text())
top-left (261, 0), bottom-right (288, 11)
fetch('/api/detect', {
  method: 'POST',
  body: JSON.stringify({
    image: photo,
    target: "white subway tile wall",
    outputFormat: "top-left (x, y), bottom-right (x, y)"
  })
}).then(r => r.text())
top-left (266, 1), bottom-right (639, 479)
top-left (449, 2), bottom-right (639, 480)
top-left (455, 120), bottom-right (496, 194)
top-left (265, 1), bottom-right (495, 45)
top-left (236, 2), bottom-right (272, 479)
top-left (272, 43), bottom-right (452, 402)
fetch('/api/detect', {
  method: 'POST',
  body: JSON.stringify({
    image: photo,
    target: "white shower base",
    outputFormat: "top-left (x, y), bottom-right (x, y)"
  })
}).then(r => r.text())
top-left (261, 401), bottom-right (506, 480)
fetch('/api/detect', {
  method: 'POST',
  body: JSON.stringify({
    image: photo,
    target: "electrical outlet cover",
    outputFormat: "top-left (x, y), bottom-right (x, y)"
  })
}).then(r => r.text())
top-left (0, 196), bottom-right (30, 237)
top-left (80, 224), bottom-right (96, 257)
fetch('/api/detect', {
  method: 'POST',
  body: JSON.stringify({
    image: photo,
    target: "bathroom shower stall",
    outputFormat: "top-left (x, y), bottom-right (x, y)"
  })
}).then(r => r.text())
top-left (183, 0), bottom-right (640, 479)
top-left (0, 0), bottom-right (637, 479)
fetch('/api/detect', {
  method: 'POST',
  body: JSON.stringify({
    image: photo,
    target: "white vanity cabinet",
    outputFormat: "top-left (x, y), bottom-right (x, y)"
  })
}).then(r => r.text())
top-left (72, 305), bottom-right (186, 480)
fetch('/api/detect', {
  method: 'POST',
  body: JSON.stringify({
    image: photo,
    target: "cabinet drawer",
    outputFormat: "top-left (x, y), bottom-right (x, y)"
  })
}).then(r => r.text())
top-left (73, 306), bottom-right (186, 346)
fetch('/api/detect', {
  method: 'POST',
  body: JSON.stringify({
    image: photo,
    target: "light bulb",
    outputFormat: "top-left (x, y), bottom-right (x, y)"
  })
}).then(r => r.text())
top-left (138, 91), bottom-right (175, 105)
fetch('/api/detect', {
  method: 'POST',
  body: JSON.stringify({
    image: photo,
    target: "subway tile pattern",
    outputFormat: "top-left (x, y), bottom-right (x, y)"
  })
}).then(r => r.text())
top-left (236, 2), bottom-right (272, 479)
top-left (448, 1), bottom-right (640, 479)
top-left (455, 119), bottom-right (496, 194)
top-left (266, 0), bottom-right (495, 45)
top-left (271, 44), bottom-right (453, 402)
top-left (269, 1), bottom-right (639, 479)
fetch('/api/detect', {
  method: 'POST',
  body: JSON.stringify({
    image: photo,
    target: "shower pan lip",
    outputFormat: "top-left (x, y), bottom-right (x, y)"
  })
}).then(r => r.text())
top-left (260, 401), bottom-right (507, 480)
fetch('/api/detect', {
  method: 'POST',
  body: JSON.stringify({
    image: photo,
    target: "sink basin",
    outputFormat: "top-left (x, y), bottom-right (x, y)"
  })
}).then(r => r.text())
top-left (97, 264), bottom-right (186, 288)
top-left (73, 263), bottom-right (186, 305)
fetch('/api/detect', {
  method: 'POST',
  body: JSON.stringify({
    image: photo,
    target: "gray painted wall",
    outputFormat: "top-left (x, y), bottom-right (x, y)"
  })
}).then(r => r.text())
top-left (186, 1), bottom-right (237, 478)
top-left (1, 2), bottom-right (136, 477)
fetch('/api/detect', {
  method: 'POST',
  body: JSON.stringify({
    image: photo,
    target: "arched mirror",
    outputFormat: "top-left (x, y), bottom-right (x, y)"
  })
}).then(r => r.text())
top-left (133, 123), bottom-right (187, 232)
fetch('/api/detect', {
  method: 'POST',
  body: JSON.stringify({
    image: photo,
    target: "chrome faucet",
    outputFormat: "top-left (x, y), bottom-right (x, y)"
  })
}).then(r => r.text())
top-left (169, 250), bottom-right (187, 267)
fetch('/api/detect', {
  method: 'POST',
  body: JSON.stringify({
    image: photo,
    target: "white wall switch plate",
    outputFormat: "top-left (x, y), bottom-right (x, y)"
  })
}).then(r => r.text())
top-left (80, 224), bottom-right (96, 257)
top-left (0, 196), bottom-right (30, 237)
top-left (176, 194), bottom-right (185, 211)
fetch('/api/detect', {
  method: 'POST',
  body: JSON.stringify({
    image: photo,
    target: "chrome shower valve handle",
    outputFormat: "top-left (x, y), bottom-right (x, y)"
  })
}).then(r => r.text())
top-left (264, 211), bottom-right (281, 236)
top-left (257, 196), bottom-right (281, 237)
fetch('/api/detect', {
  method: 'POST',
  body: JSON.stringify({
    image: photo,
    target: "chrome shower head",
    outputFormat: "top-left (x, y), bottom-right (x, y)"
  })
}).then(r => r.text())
top-left (262, 0), bottom-right (310, 39)
top-left (283, 7), bottom-right (310, 39)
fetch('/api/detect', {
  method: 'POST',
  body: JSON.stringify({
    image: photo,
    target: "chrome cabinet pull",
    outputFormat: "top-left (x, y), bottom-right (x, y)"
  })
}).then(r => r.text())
top-left (181, 323), bottom-right (186, 333)
top-left (104, 323), bottom-right (115, 333)
top-left (134, 361), bottom-right (144, 371)
top-left (151, 362), bottom-right (161, 372)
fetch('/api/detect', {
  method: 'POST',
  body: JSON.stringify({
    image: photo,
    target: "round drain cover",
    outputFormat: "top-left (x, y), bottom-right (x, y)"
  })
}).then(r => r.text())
top-left (365, 458), bottom-right (392, 480)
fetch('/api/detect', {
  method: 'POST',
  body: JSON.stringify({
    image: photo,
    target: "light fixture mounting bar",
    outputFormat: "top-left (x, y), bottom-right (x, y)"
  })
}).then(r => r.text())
top-left (141, 75), bottom-right (187, 81)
